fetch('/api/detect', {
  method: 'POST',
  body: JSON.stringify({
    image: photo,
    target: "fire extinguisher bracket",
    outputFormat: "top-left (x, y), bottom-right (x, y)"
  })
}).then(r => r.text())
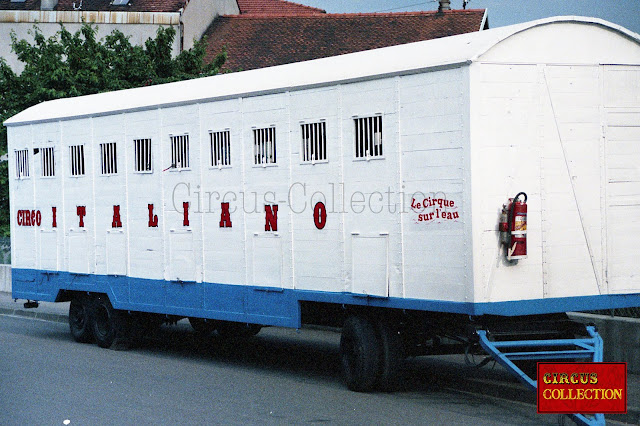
top-left (500, 192), bottom-right (528, 261)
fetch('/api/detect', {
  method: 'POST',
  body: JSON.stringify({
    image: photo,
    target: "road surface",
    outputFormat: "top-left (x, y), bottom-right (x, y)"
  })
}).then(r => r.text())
top-left (0, 315), bottom-right (565, 425)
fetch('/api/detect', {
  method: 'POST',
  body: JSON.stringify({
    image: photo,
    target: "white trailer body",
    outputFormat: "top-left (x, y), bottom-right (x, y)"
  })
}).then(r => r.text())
top-left (6, 17), bottom-right (640, 328)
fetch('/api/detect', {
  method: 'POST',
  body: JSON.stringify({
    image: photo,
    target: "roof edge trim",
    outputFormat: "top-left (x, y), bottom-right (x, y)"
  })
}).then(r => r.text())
top-left (4, 62), bottom-right (470, 127)
top-left (479, 8), bottom-right (488, 31)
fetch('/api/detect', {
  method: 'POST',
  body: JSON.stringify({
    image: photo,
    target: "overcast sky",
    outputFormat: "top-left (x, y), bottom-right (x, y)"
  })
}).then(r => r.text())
top-left (296, 0), bottom-right (640, 35)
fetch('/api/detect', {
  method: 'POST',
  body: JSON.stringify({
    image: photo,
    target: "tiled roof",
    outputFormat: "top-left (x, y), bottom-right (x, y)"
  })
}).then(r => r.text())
top-left (203, 10), bottom-right (487, 72)
top-left (236, 0), bottom-right (324, 15)
top-left (0, 0), bottom-right (186, 12)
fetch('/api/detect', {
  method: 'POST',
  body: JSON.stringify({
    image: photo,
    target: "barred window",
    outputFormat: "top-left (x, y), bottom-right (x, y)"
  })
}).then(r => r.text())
top-left (100, 142), bottom-right (117, 175)
top-left (354, 115), bottom-right (383, 159)
top-left (134, 138), bottom-right (152, 173)
top-left (170, 134), bottom-right (189, 169)
top-left (15, 149), bottom-right (29, 178)
top-left (301, 121), bottom-right (327, 163)
top-left (41, 147), bottom-right (55, 177)
top-left (70, 145), bottom-right (85, 176)
top-left (253, 127), bottom-right (276, 165)
top-left (210, 130), bottom-right (231, 167)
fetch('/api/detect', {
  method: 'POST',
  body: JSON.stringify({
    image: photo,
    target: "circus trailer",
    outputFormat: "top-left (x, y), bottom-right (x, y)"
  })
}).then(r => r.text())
top-left (5, 16), bottom-right (640, 424)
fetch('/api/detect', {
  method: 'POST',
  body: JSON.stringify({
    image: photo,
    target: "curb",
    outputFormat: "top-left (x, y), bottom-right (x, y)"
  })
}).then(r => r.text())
top-left (0, 306), bottom-right (68, 323)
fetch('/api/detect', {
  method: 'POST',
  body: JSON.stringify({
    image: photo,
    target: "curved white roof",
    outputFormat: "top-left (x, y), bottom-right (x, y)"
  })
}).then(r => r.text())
top-left (5, 16), bottom-right (640, 126)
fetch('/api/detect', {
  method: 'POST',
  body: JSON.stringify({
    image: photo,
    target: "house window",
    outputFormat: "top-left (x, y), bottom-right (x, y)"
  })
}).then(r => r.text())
top-left (15, 149), bottom-right (29, 178)
top-left (70, 145), bottom-right (85, 176)
top-left (134, 138), bottom-right (152, 173)
top-left (354, 115), bottom-right (383, 159)
top-left (301, 121), bottom-right (327, 163)
top-left (41, 147), bottom-right (55, 177)
top-left (170, 134), bottom-right (189, 169)
top-left (100, 142), bottom-right (117, 175)
top-left (210, 130), bottom-right (231, 167)
top-left (253, 127), bottom-right (276, 165)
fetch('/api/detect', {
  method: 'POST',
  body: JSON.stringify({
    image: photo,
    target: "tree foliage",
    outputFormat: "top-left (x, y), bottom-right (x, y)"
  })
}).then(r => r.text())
top-left (0, 23), bottom-right (225, 237)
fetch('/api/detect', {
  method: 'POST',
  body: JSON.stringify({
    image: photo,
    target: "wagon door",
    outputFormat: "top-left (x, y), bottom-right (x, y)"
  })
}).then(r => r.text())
top-left (603, 66), bottom-right (640, 293)
top-left (351, 234), bottom-right (389, 297)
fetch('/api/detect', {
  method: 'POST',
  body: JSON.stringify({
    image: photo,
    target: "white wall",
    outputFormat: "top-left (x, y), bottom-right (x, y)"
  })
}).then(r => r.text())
top-left (182, 0), bottom-right (239, 50)
top-left (470, 22), bottom-right (640, 303)
top-left (8, 68), bottom-right (475, 305)
top-left (398, 67), bottom-right (471, 302)
top-left (0, 13), bottom-right (180, 72)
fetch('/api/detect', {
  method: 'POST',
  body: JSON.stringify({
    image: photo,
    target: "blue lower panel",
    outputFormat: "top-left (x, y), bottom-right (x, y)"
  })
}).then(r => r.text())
top-left (11, 268), bottom-right (640, 328)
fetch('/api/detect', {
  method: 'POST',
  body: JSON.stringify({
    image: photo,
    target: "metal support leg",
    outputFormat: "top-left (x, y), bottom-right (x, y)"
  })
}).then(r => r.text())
top-left (477, 326), bottom-right (605, 426)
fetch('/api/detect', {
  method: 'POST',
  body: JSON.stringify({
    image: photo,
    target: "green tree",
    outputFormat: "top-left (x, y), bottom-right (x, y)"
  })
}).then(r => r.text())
top-left (0, 23), bottom-right (225, 237)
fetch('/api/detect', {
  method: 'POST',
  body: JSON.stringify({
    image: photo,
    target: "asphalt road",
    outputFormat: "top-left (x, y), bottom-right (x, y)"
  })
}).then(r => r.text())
top-left (0, 315), bottom-right (560, 425)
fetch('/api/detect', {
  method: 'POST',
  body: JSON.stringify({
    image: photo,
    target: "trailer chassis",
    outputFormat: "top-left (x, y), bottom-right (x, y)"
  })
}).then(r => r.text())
top-left (30, 290), bottom-right (611, 424)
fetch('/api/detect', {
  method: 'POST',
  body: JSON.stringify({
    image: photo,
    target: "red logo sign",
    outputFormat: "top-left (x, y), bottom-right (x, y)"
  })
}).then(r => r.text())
top-left (537, 362), bottom-right (627, 414)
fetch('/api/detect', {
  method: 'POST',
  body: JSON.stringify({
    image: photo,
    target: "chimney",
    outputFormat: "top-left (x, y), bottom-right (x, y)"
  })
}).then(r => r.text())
top-left (438, 0), bottom-right (451, 11)
top-left (41, 0), bottom-right (58, 10)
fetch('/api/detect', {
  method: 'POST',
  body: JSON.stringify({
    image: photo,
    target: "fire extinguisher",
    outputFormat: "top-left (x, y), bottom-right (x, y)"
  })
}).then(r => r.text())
top-left (499, 192), bottom-right (527, 261)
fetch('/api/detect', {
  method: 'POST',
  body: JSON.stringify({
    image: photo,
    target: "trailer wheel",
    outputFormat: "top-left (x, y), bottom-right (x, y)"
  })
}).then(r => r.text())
top-left (69, 297), bottom-right (94, 343)
top-left (376, 320), bottom-right (405, 391)
top-left (340, 316), bottom-right (381, 392)
top-left (189, 317), bottom-right (217, 336)
top-left (93, 296), bottom-right (124, 349)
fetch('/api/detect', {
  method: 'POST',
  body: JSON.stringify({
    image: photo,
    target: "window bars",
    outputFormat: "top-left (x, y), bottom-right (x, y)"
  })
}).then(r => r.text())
top-left (100, 142), bottom-right (118, 175)
top-left (170, 134), bottom-right (190, 169)
top-left (301, 122), bottom-right (327, 163)
top-left (134, 138), bottom-right (152, 172)
top-left (15, 149), bottom-right (29, 178)
top-left (210, 130), bottom-right (231, 167)
top-left (70, 145), bottom-right (85, 176)
top-left (354, 115), bottom-right (383, 159)
top-left (253, 127), bottom-right (276, 165)
top-left (41, 147), bottom-right (55, 177)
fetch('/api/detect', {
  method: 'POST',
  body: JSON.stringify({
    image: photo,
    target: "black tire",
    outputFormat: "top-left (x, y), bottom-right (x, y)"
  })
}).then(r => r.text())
top-left (376, 320), bottom-right (405, 392)
top-left (69, 297), bottom-right (94, 343)
top-left (340, 316), bottom-right (381, 392)
top-left (93, 296), bottom-right (125, 349)
top-left (189, 317), bottom-right (217, 336)
top-left (216, 321), bottom-right (262, 339)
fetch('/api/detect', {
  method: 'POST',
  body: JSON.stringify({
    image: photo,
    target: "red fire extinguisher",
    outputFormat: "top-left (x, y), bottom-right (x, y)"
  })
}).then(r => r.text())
top-left (499, 192), bottom-right (527, 261)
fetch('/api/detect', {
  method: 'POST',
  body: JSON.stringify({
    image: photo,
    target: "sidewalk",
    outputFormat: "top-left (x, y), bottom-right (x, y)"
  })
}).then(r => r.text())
top-left (1, 291), bottom-right (638, 424)
top-left (0, 291), bottom-right (69, 323)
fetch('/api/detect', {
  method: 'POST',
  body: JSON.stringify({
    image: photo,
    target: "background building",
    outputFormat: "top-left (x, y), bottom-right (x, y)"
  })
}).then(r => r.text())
top-left (0, 0), bottom-right (486, 71)
top-left (0, 0), bottom-right (239, 71)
